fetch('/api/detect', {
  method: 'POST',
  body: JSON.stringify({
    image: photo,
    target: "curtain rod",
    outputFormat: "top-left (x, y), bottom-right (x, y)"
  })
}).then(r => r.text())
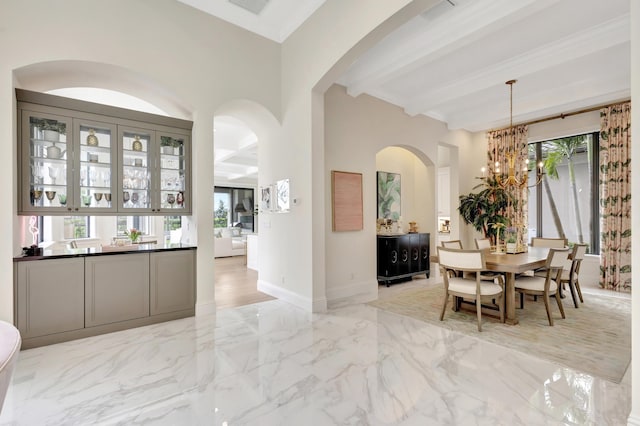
top-left (489, 98), bottom-right (631, 132)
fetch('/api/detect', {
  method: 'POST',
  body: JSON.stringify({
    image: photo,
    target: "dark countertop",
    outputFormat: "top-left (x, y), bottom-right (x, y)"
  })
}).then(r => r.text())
top-left (14, 243), bottom-right (197, 262)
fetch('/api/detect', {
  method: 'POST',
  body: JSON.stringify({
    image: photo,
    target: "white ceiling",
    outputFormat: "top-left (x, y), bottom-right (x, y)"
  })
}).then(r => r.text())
top-left (186, 0), bottom-right (631, 182)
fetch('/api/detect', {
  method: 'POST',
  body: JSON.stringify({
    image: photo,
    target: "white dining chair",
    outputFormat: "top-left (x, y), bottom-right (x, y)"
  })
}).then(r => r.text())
top-left (437, 247), bottom-right (504, 331)
top-left (514, 247), bottom-right (570, 326)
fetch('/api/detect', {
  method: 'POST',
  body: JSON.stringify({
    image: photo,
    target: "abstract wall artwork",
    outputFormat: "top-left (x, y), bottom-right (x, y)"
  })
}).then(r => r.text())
top-left (377, 171), bottom-right (401, 220)
top-left (331, 170), bottom-right (363, 232)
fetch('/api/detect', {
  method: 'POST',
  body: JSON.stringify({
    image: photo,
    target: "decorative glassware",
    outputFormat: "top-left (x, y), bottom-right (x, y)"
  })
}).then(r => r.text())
top-left (123, 191), bottom-right (130, 206)
top-left (48, 166), bottom-right (59, 185)
top-left (94, 192), bottom-right (103, 203)
top-left (104, 193), bottom-right (112, 207)
top-left (82, 195), bottom-right (91, 207)
top-left (45, 190), bottom-right (56, 202)
top-left (58, 193), bottom-right (67, 206)
top-left (31, 189), bottom-right (43, 205)
top-left (167, 193), bottom-right (176, 208)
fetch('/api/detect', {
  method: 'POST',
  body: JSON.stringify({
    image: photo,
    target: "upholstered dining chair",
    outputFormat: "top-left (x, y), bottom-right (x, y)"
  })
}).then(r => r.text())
top-left (440, 240), bottom-right (464, 277)
top-left (437, 247), bottom-right (504, 331)
top-left (514, 247), bottom-right (570, 326)
top-left (441, 240), bottom-right (463, 249)
top-left (475, 238), bottom-right (491, 250)
top-left (558, 243), bottom-right (587, 308)
top-left (531, 237), bottom-right (567, 248)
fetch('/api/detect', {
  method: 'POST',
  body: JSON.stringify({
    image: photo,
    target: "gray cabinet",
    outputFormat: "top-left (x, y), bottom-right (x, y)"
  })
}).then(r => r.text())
top-left (15, 258), bottom-right (85, 339)
top-left (14, 248), bottom-right (197, 348)
top-left (17, 89), bottom-right (192, 215)
top-left (150, 250), bottom-right (196, 315)
top-left (85, 253), bottom-right (150, 327)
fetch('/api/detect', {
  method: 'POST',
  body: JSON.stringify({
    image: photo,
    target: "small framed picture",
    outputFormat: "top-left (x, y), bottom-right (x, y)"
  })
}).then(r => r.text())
top-left (275, 179), bottom-right (290, 213)
top-left (260, 186), bottom-right (272, 212)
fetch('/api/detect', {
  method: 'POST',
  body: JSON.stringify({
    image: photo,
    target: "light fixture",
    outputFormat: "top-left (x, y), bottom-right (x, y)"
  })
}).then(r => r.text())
top-left (483, 80), bottom-right (544, 189)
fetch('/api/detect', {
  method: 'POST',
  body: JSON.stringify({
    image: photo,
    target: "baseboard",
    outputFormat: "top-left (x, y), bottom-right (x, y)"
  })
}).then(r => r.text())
top-left (195, 300), bottom-right (216, 316)
top-left (258, 279), bottom-right (314, 311)
top-left (326, 280), bottom-right (378, 308)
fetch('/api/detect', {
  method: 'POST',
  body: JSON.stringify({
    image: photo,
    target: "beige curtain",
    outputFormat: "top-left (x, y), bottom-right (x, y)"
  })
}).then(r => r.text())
top-left (599, 102), bottom-right (631, 291)
top-left (487, 125), bottom-right (529, 245)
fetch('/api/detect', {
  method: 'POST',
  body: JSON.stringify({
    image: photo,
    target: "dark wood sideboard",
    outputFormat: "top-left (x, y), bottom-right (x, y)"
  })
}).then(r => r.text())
top-left (377, 233), bottom-right (430, 286)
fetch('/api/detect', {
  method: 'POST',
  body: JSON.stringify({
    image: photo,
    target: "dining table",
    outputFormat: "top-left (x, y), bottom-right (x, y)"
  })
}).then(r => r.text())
top-left (483, 246), bottom-right (550, 325)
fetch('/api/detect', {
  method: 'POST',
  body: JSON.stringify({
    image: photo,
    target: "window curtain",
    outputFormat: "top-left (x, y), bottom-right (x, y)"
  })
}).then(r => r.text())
top-left (487, 125), bottom-right (529, 243)
top-left (599, 101), bottom-right (631, 291)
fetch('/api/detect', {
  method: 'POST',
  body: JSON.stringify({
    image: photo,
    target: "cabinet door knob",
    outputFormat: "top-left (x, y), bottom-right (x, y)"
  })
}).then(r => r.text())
top-left (74, 207), bottom-right (79, 211)
top-left (67, 207), bottom-right (72, 211)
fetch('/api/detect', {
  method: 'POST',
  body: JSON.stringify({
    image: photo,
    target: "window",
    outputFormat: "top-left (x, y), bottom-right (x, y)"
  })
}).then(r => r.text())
top-left (527, 132), bottom-right (599, 254)
top-left (117, 216), bottom-right (150, 236)
top-left (64, 216), bottom-right (90, 239)
top-left (214, 186), bottom-right (255, 232)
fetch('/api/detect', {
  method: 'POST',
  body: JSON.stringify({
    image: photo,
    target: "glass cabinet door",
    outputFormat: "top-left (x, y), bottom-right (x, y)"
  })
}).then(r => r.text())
top-left (21, 111), bottom-right (72, 213)
top-left (119, 128), bottom-right (152, 212)
top-left (157, 133), bottom-right (189, 213)
top-left (74, 120), bottom-right (117, 213)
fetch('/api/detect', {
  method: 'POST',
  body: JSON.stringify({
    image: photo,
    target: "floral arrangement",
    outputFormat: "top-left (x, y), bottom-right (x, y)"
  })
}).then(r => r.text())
top-left (505, 227), bottom-right (517, 244)
top-left (125, 228), bottom-right (142, 243)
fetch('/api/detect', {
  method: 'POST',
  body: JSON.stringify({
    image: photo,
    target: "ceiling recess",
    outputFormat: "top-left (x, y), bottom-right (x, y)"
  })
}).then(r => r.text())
top-left (229, 0), bottom-right (269, 15)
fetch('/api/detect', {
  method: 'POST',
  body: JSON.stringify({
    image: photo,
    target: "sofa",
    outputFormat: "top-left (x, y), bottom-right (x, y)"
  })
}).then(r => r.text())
top-left (214, 228), bottom-right (246, 258)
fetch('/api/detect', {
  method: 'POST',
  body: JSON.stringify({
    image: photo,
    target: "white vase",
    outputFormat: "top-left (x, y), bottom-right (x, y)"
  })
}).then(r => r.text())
top-left (506, 242), bottom-right (517, 254)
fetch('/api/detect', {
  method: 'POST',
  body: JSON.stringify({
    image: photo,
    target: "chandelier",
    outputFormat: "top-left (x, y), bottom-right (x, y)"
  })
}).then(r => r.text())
top-left (482, 80), bottom-right (544, 189)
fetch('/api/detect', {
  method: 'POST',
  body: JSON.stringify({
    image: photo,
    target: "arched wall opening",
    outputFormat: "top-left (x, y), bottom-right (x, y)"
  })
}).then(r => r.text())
top-left (214, 99), bottom-right (282, 298)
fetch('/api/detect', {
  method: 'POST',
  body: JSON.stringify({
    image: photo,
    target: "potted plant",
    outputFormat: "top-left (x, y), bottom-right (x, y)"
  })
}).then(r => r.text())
top-left (458, 176), bottom-right (516, 246)
top-left (505, 227), bottom-right (517, 253)
top-left (160, 136), bottom-right (179, 155)
top-left (38, 119), bottom-right (66, 142)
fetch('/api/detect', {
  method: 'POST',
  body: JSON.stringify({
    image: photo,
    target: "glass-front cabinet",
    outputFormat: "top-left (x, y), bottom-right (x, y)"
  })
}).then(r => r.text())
top-left (21, 112), bottom-right (72, 214)
top-left (17, 89), bottom-right (192, 216)
top-left (20, 111), bottom-right (117, 214)
top-left (119, 129), bottom-right (190, 213)
top-left (75, 120), bottom-right (117, 213)
top-left (157, 132), bottom-right (188, 213)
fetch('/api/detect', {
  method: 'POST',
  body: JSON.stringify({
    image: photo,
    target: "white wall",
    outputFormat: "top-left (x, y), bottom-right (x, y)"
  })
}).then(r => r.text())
top-left (376, 147), bottom-right (430, 233)
top-left (0, 0), bottom-right (282, 322)
top-left (323, 84), bottom-right (471, 305)
top-left (629, 1), bottom-right (639, 424)
top-left (265, 0), bottom-right (440, 311)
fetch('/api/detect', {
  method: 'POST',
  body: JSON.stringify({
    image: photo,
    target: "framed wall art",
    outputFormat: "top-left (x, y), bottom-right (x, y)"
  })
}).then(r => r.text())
top-left (275, 178), bottom-right (290, 212)
top-left (331, 170), bottom-right (363, 232)
top-left (377, 171), bottom-right (401, 220)
top-left (260, 186), bottom-right (272, 212)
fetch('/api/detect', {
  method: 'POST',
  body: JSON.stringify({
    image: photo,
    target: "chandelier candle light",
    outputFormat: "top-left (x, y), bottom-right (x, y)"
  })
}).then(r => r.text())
top-left (481, 80), bottom-right (545, 189)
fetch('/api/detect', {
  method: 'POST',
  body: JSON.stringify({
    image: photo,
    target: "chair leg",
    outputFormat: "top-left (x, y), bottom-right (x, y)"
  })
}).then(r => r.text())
top-left (568, 279), bottom-right (579, 308)
top-left (499, 293), bottom-right (505, 323)
top-left (440, 292), bottom-right (449, 321)
top-left (519, 292), bottom-right (524, 309)
top-left (575, 279), bottom-right (584, 303)
top-left (555, 291), bottom-right (566, 319)
top-left (543, 293), bottom-right (554, 326)
top-left (476, 297), bottom-right (482, 332)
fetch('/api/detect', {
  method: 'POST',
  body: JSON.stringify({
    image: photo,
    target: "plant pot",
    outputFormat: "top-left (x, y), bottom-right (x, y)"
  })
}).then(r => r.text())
top-left (43, 130), bottom-right (60, 142)
top-left (506, 242), bottom-right (517, 254)
top-left (162, 146), bottom-right (174, 155)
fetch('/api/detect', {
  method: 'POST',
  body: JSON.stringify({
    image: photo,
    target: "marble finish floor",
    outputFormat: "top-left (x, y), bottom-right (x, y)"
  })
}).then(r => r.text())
top-left (0, 298), bottom-right (631, 425)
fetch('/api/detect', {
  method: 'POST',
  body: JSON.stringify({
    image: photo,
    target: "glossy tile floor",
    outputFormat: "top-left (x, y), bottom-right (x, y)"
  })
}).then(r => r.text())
top-left (0, 294), bottom-right (631, 425)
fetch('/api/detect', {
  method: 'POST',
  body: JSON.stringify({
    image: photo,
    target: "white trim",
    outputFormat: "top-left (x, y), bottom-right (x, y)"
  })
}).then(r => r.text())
top-left (326, 280), bottom-right (378, 306)
top-left (195, 301), bottom-right (216, 316)
top-left (627, 413), bottom-right (640, 426)
top-left (258, 279), bottom-right (314, 311)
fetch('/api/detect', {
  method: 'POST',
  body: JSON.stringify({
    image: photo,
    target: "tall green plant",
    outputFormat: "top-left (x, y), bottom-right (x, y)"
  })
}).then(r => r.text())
top-left (458, 176), bottom-right (516, 244)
